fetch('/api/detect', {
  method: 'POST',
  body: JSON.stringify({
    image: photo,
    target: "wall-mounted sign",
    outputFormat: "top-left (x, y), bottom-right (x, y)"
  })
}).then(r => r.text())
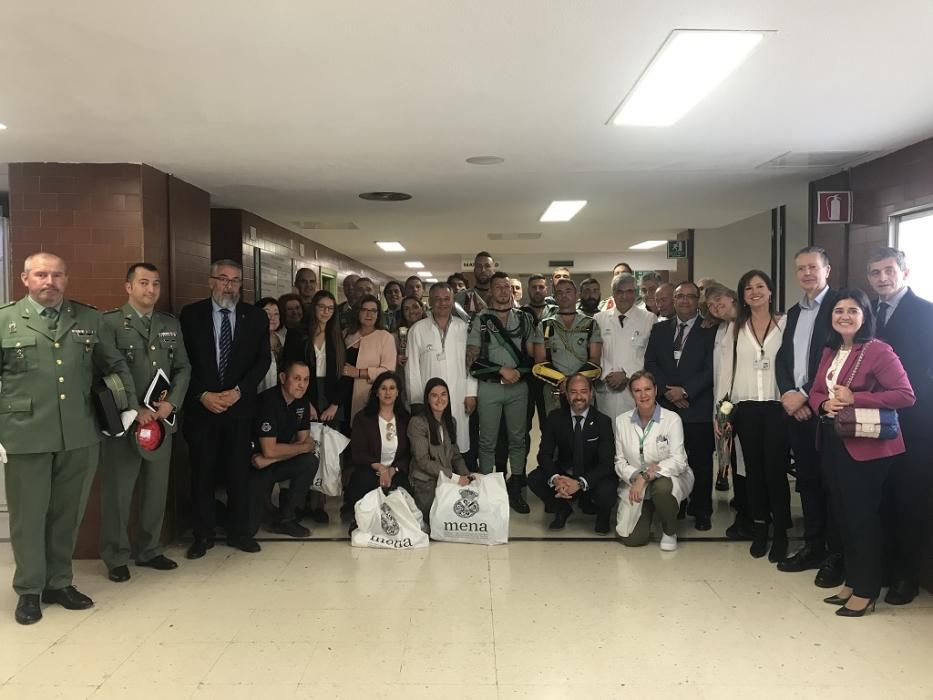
top-left (817, 191), bottom-right (853, 224)
top-left (666, 240), bottom-right (688, 259)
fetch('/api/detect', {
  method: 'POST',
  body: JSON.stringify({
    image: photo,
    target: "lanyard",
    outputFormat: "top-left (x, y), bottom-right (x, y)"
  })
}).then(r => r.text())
top-left (637, 419), bottom-right (655, 466)
top-left (750, 317), bottom-right (774, 358)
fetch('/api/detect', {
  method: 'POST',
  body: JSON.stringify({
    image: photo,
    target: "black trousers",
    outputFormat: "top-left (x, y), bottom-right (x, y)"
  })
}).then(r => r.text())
top-left (733, 401), bottom-right (791, 531)
top-left (682, 421), bottom-right (715, 518)
top-left (344, 466), bottom-right (412, 510)
top-left (883, 416), bottom-right (933, 587)
top-left (248, 453), bottom-right (316, 535)
top-left (185, 412), bottom-right (252, 540)
top-left (820, 423), bottom-right (892, 599)
top-left (527, 468), bottom-right (618, 515)
top-left (786, 413), bottom-right (841, 554)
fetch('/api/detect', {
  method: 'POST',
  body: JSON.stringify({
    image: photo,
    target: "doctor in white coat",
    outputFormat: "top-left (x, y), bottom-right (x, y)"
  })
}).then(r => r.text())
top-left (614, 370), bottom-right (694, 550)
top-left (406, 282), bottom-right (477, 453)
top-left (595, 273), bottom-right (656, 421)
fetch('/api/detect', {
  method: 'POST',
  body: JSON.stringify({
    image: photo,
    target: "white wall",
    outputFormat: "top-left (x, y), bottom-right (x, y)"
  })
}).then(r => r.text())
top-left (694, 210), bottom-right (773, 292)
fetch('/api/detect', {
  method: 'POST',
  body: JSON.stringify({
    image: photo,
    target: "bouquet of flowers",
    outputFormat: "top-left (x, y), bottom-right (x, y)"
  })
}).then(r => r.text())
top-left (715, 395), bottom-right (735, 484)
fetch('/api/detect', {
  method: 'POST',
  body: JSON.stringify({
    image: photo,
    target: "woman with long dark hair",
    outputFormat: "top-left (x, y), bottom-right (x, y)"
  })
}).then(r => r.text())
top-left (809, 289), bottom-right (914, 616)
top-left (408, 378), bottom-right (472, 519)
top-left (343, 294), bottom-right (397, 425)
top-left (395, 295), bottom-right (426, 372)
top-left (716, 270), bottom-right (790, 560)
top-left (257, 297), bottom-right (284, 392)
top-left (344, 371), bottom-right (412, 523)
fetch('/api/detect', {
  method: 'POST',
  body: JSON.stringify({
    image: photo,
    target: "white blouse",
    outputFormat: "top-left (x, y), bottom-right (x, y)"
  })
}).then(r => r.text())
top-left (378, 415), bottom-right (399, 465)
top-left (314, 340), bottom-right (327, 378)
top-left (718, 318), bottom-right (786, 403)
top-left (825, 348), bottom-right (852, 400)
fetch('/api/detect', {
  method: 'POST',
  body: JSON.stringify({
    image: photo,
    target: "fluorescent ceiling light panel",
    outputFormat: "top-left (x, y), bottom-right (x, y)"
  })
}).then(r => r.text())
top-left (629, 240), bottom-right (668, 250)
top-left (376, 241), bottom-right (405, 252)
top-left (416, 271), bottom-right (433, 278)
top-left (425, 278), bottom-right (438, 283)
top-left (0, 123), bottom-right (7, 130)
top-left (612, 29), bottom-right (764, 127)
top-left (539, 200), bottom-right (587, 222)
top-left (404, 261), bottom-right (424, 269)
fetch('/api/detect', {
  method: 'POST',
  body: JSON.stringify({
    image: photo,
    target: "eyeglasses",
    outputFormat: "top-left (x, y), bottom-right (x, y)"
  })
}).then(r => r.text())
top-left (210, 276), bottom-right (242, 287)
top-left (316, 304), bottom-right (335, 313)
top-left (674, 293), bottom-right (699, 300)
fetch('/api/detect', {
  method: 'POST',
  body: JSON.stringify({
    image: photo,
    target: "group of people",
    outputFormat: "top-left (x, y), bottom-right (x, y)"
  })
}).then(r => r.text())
top-left (2, 243), bottom-right (929, 625)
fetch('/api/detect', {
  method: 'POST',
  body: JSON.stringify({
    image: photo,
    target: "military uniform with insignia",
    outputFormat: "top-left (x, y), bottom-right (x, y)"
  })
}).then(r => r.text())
top-left (0, 296), bottom-right (137, 604)
top-left (98, 304), bottom-right (191, 574)
top-left (532, 311), bottom-right (603, 414)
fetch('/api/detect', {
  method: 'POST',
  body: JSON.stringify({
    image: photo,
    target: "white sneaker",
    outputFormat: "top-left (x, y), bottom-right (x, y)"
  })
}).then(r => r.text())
top-left (660, 533), bottom-right (678, 551)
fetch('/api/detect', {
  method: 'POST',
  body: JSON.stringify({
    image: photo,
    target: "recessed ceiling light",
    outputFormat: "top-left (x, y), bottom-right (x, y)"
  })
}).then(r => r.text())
top-left (404, 261), bottom-right (424, 269)
top-left (425, 278), bottom-right (438, 283)
top-left (540, 200), bottom-right (587, 222)
top-left (376, 241), bottom-right (405, 252)
top-left (359, 191), bottom-right (412, 201)
top-left (0, 123), bottom-right (7, 131)
top-left (416, 271), bottom-right (433, 278)
top-left (610, 29), bottom-right (765, 127)
top-left (629, 240), bottom-right (668, 250)
top-left (466, 156), bottom-right (505, 165)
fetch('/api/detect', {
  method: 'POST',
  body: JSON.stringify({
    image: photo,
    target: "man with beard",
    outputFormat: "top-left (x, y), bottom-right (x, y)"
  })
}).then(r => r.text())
top-left (578, 278), bottom-right (602, 317)
top-left (456, 251), bottom-right (495, 318)
top-left (520, 274), bottom-right (556, 445)
top-left (653, 283), bottom-right (675, 321)
top-left (180, 259), bottom-right (271, 558)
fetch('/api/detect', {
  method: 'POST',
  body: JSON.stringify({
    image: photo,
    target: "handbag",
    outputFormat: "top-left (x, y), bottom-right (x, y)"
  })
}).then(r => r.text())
top-left (833, 340), bottom-right (900, 440)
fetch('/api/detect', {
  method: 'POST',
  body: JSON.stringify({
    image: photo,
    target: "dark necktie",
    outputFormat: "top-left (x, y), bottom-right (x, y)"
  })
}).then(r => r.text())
top-left (219, 308), bottom-right (233, 383)
top-left (41, 307), bottom-right (59, 331)
top-left (673, 322), bottom-right (687, 352)
top-left (877, 301), bottom-right (889, 331)
top-left (618, 314), bottom-right (625, 329)
top-left (572, 415), bottom-right (584, 475)
top-left (141, 315), bottom-right (151, 334)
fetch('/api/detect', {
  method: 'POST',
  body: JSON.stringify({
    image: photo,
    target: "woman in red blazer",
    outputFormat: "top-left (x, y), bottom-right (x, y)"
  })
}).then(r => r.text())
top-left (344, 371), bottom-right (411, 530)
top-left (808, 289), bottom-right (915, 617)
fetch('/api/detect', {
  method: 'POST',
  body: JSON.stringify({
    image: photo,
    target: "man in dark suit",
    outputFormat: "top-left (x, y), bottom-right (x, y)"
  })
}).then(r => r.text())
top-left (644, 281), bottom-right (716, 530)
top-left (775, 246), bottom-right (843, 587)
top-left (528, 373), bottom-right (617, 534)
top-left (180, 259), bottom-right (271, 558)
top-left (867, 247), bottom-right (933, 605)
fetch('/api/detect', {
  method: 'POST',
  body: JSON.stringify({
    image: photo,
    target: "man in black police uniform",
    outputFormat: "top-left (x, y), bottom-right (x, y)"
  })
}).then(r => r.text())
top-left (250, 360), bottom-right (317, 538)
top-left (528, 373), bottom-right (617, 534)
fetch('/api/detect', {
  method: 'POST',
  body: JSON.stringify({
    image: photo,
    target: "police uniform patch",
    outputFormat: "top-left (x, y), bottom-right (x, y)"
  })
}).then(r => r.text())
top-left (454, 489), bottom-right (480, 519)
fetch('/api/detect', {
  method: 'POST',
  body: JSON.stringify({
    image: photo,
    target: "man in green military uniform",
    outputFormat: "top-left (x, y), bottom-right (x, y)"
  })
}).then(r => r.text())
top-left (466, 272), bottom-right (535, 512)
top-left (0, 253), bottom-right (140, 625)
top-left (99, 263), bottom-right (191, 583)
top-left (533, 279), bottom-right (603, 415)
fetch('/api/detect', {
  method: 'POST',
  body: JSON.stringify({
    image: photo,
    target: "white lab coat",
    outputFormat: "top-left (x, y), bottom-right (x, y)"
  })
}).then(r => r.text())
top-left (405, 314), bottom-right (477, 452)
top-left (594, 304), bottom-right (657, 421)
top-left (613, 407), bottom-right (695, 538)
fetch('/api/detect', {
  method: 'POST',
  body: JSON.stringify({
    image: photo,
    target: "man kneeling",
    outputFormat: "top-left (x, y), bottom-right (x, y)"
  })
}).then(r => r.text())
top-left (528, 373), bottom-right (617, 534)
top-left (250, 360), bottom-right (317, 538)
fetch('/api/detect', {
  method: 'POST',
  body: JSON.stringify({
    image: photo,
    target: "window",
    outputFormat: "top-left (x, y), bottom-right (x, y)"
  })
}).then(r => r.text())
top-left (894, 209), bottom-right (933, 302)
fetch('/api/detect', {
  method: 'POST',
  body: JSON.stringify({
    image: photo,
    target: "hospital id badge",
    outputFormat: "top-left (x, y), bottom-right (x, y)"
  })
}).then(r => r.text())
top-left (753, 358), bottom-right (770, 370)
top-left (435, 351), bottom-right (446, 362)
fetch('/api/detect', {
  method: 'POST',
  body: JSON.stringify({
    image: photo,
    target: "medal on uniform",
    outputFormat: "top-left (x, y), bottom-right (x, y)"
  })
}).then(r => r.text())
top-left (8, 322), bottom-right (16, 334)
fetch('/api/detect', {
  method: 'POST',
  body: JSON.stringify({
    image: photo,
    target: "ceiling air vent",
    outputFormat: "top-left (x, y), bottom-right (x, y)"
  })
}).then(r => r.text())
top-left (487, 233), bottom-right (542, 241)
top-left (548, 259), bottom-right (574, 268)
top-left (293, 221), bottom-right (359, 230)
top-left (757, 151), bottom-right (872, 169)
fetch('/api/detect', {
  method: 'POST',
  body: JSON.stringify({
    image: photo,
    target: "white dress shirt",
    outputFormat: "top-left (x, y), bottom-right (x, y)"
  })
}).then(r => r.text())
top-left (717, 318), bottom-right (786, 403)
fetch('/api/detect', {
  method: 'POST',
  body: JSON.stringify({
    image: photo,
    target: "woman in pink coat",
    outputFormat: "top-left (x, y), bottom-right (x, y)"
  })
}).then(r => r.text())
top-left (343, 294), bottom-right (397, 426)
top-left (809, 288), bottom-right (914, 617)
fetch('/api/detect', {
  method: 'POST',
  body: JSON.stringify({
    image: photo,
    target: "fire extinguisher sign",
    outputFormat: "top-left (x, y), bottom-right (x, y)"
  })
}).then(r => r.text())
top-left (817, 191), bottom-right (853, 224)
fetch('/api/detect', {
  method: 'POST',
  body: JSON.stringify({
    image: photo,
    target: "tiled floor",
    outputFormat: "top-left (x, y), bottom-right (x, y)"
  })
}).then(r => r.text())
top-left (1, 508), bottom-right (931, 699)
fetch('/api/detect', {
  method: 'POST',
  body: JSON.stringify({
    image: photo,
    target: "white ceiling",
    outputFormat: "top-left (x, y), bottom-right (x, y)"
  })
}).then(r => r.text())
top-left (2, 1), bottom-right (933, 280)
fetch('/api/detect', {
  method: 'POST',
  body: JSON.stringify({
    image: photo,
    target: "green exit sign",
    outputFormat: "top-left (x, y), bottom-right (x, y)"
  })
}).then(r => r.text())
top-left (667, 240), bottom-right (688, 259)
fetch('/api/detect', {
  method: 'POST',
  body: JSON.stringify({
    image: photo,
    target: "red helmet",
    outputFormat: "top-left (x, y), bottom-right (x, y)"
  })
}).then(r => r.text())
top-left (135, 420), bottom-right (165, 452)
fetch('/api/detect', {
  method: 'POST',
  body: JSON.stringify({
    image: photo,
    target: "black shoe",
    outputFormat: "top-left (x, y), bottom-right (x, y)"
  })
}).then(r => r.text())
top-left (814, 554), bottom-right (845, 589)
top-left (594, 511), bottom-right (611, 535)
top-left (136, 555), bottom-right (178, 571)
top-left (308, 509), bottom-right (330, 525)
top-left (885, 579), bottom-right (919, 606)
top-left (823, 594), bottom-right (850, 606)
top-left (694, 515), bottom-right (712, 531)
top-left (108, 565), bottom-right (130, 582)
top-left (226, 536), bottom-right (261, 553)
top-left (749, 524), bottom-right (768, 559)
top-left (725, 520), bottom-right (754, 541)
top-left (836, 598), bottom-right (876, 617)
top-left (677, 501), bottom-right (687, 520)
top-left (777, 544), bottom-right (826, 572)
top-left (507, 479), bottom-right (531, 514)
top-left (15, 594), bottom-right (41, 625)
top-left (41, 586), bottom-right (94, 610)
top-left (549, 507), bottom-right (572, 530)
top-left (185, 538), bottom-right (214, 560)
top-left (768, 534), bottom-right (788, 563)
top-left (273, 520), bottom-right (311, 538)
top-left (715, 475), bottom-right (730, 492)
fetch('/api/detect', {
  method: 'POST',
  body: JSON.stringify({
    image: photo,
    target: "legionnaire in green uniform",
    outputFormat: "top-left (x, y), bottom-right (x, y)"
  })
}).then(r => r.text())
top-left (99, 263), bottom-right (191, 583)
top-left (532, 279), bottom-right (603, 415)
top-left (466, 272), bottom-right (535, 511)
top-left (0, 253), bottom-right (139, 625)
top-left (454, 251), bottom-right (495, 321)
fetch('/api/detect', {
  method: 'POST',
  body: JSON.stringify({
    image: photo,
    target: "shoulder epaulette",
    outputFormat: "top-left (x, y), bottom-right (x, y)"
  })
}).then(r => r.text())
top-left (103, 308), bottom-right (121, 315)
top-left (155, 310), bottom-right (177, 319)
top-left (70, 300), bottom-right (98, 310)
top-left (0, 301), bottom-right (15, 309)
